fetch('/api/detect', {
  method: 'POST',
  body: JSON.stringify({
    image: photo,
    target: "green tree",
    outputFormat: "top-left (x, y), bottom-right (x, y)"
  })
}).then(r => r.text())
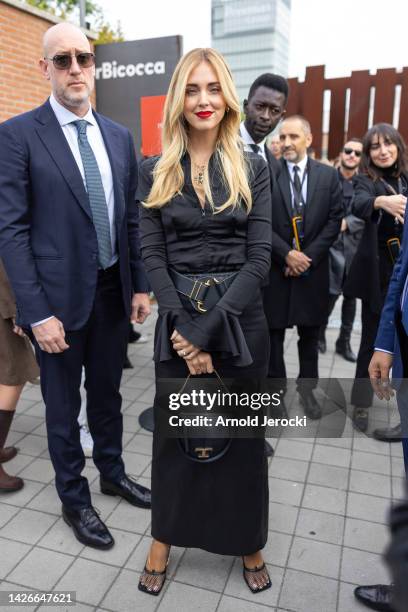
top-left (25, 0), bottom-right (124, 43)
top-left (26, 0), bottom-right (98, 19)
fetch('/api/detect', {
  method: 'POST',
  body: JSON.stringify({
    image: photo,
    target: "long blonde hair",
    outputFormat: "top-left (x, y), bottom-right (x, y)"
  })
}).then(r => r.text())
top-left (144, 48), bottom-right (252, 213)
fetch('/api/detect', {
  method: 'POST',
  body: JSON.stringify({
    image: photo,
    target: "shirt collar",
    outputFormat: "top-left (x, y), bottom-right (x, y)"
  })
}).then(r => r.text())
top-left (240, 121), bottom-right (266, 150)
top-left (49, 94), bottom-right (96, 128)
top-left (286, 154), bottom-right (308, 175)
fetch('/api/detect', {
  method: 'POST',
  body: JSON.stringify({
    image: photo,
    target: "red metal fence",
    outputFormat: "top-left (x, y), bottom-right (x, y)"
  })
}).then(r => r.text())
top-left (287, 65), bottom-right (408, 159)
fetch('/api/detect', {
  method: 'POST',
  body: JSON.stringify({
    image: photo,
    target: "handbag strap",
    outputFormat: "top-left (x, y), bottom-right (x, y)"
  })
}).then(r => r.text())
top-left (177, 369), bottom-right (229, 394)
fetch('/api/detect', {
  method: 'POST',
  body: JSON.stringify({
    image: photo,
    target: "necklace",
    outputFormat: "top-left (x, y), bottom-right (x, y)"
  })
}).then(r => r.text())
top-left (193, 162), bottom-right (206, 187)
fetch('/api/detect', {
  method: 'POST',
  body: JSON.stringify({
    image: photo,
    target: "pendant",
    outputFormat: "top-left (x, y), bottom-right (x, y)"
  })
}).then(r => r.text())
top-left (193, 163), bottom-right (206, 186)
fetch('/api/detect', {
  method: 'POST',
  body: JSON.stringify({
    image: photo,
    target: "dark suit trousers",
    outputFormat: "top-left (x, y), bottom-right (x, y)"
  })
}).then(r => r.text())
top-left (268, 326), bottom-right (319, 390)
top-left (351, 300), bottom-right (380, 408)
top-left (31, 264), bottom-right (128, 510)
top-left (395, 312), bottom-right (408, 477)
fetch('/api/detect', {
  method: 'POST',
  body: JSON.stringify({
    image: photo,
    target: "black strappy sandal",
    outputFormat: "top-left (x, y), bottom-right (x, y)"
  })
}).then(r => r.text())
top-left (242, 557), bottom-right (272, 593)
top-left (138, 546), bottom-right (170, 596)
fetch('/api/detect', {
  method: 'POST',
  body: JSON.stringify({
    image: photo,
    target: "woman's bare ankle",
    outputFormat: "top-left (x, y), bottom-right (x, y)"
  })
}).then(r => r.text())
top-left (147, 540), bottom-right (170, 570)
top-left (243, 551), bottom-right (264, 568)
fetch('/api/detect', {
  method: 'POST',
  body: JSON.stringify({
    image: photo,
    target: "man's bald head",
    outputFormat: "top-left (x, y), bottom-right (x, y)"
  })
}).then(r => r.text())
top-left (43, 22), bottom-right (90, 57)
top-left (39, 22), bottom-right (94, 117)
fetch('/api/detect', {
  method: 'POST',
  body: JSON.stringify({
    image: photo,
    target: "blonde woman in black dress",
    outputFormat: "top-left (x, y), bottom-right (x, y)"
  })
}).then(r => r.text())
top-left (138, 48), bottom-right (272, 596)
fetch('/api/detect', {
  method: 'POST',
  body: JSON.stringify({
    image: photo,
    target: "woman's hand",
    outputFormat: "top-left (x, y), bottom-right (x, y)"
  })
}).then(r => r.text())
top-left (375, 194), bottom-right (406, 223)
top-left (171, 330), bottom-right (200, 360)
top-left (12, 317), bottom-right (25, 337)
top-left (185, 351), bottom-right (214, 375)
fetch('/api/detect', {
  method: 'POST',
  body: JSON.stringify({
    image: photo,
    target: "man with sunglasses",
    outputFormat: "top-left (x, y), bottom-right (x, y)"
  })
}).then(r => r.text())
top-left (318, 139), bottom-right (364, 362)
top-left (0, 23), bottom-right (152, 549)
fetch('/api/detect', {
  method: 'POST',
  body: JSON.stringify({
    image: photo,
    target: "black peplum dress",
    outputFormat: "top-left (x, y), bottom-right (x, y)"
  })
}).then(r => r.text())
top-left (138, 151), bottom-right (272, 556)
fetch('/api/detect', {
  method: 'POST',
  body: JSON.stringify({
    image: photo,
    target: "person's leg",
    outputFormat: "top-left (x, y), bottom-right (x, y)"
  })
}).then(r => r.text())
top-left (297, 325), bottom-right (319, 383)
top-left (268, 327), bottom-right (286, 382)
top-left (297, 326), bottom-right (321, 419)
top-left (319, 294), bottom-right (338, 353)
top-left (351, 301), bottom-right (379, 404)
top-left (335, 295), bottom-right (357, 361)
top-left (84, 267), bottom-right (128, 482)
top-left (0, 384), bottom-right (25, 490)
top-left (339, 295), bottom-right (357, 342)
top-left (33, 331), bottom-right (90, 509)
top-left (0, 383), bottom-right (23, 461)
top-left (351, 301), bottom-right (379, 430)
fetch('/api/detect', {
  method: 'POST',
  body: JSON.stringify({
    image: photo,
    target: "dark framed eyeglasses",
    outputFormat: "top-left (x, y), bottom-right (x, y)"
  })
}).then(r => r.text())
top-left (343, 147), bottom-right (362, 157)
top-left (44, 52), bottom-right (95, 70)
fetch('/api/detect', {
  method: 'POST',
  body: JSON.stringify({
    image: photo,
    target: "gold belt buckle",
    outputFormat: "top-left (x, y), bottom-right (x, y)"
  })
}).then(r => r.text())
top-left (196, 277), bottom-right (223, 313)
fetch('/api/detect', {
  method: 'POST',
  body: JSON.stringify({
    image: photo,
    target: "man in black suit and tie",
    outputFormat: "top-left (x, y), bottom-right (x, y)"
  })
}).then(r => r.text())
top-left (240, 73), bottom-right (288, 185)
top-left (240, 73), bottom-right (288, 454)
top-left (263, 115), bottom-right (342, 417)
top-left (0, 23), bottom-right (151, 549)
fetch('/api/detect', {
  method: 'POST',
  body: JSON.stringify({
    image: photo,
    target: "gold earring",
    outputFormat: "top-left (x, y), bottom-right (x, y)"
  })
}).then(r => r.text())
top-left (226, 107), bottom-right (230, 113)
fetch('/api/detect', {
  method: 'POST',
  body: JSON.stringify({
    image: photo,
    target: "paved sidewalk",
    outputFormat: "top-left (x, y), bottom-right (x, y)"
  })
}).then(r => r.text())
top-left (0, 300), bottom-right (404, 612)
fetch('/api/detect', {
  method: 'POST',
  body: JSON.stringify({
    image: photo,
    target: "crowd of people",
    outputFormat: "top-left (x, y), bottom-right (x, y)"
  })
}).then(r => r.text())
top-left (0, 20), bottom-right (408, 611)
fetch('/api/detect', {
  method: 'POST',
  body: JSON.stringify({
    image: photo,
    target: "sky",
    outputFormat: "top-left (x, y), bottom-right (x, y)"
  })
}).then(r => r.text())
top-left (96, 0), bottom-right (408, 79)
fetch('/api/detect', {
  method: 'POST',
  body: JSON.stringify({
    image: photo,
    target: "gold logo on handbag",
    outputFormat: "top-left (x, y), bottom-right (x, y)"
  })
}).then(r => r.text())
top-left (194, 447), bottom-right (213, 459)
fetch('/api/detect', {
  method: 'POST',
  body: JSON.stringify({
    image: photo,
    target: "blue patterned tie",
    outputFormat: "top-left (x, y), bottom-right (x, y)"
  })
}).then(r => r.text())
top-left (73, 120), bottom-right (113, 269)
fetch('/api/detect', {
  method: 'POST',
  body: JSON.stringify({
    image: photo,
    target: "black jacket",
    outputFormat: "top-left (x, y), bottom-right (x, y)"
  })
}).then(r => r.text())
top-left (263, 157), bottom-right (343, 328)
top-left (344, 172), bottom-right (408, 313)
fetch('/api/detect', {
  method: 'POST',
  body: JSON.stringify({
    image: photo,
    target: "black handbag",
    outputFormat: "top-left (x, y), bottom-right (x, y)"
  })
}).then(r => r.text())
top-left (176, 370), bottom-right (232, 463)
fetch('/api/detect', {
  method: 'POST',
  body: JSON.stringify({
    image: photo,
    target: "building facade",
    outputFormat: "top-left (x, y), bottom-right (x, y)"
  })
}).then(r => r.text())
top-left (211, 0), bottom-right (291, 102)
top-left (0, 0), bottom-right (95, 123)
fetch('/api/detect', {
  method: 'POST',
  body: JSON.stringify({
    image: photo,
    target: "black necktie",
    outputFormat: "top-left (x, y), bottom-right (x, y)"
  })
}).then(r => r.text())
top-left (293, 165), bottom-right (303, 211)
top-left (249, 143), bottom-right (262, 155)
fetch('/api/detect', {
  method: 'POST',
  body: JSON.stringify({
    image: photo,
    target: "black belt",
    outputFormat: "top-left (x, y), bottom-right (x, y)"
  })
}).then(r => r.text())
top-left (98, 260), bottom-right (120, 278)
top-left (169, 269), bottom-right (237, 313)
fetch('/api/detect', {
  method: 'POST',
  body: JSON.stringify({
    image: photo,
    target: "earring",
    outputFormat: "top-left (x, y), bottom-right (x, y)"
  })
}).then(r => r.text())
top-left (226, 107), bottom-right (230, 113)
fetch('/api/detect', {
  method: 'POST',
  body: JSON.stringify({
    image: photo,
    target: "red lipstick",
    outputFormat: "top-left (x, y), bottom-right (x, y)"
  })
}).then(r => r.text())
top-left (196, 111), bottom-right (213, 119)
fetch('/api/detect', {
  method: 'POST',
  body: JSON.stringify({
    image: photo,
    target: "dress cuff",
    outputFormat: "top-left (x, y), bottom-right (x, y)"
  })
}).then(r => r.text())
top-left (175, 306), bottom-right (253, 367)
top-left (154, 309), bottom-right (192, 362)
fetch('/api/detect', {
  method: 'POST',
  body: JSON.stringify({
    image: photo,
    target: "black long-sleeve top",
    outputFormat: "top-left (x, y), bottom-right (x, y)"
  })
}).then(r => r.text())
top-left (137, 151), bottom-right (272, 365)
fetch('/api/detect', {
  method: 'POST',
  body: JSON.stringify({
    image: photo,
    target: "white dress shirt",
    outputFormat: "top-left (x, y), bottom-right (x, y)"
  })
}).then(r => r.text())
top-left (240, 121), bottom-right (268, 162)
top-left (286, 155), bottom-right (308, 210)
top-left (32, 96), bottom-right (117, 327)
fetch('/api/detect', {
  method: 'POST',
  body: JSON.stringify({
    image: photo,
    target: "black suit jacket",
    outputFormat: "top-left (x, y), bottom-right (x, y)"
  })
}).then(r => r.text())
top-left (265, 146), bottom-right (281, 185)
top-left (263, 157), bottom-right (342, 328)
top-left (0, 99), bottom-right (149, 328)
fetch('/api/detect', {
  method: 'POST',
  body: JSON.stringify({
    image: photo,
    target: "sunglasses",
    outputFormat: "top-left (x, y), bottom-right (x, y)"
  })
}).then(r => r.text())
top-left (343, 147), bottom-right (362, 157)
top-left (45, 52), bottom-right (95, 70)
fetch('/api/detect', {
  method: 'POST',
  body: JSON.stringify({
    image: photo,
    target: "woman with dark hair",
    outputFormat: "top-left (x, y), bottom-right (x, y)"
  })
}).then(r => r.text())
top-left (345, 123), bottom-right (408, 431)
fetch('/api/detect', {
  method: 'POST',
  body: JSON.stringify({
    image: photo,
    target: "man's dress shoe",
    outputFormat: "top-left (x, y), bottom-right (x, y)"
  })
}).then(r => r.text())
top-left (299, 391), bottom-right (322, 420)
top-left (100, 474), bottom-right (151, 508)
top-left (373, 423), bottom-right (403, 443)
top-left (62, 505), bottom-right (114, 549)
top-left (354, 584), bottom-right (396, 612)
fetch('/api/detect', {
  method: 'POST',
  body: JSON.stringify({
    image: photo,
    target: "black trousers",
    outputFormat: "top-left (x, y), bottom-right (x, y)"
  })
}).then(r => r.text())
top-left (320, 293), bottom-right (357, 342)
top-left (268, 325), bottom-right (319, 390)
top-left (351, 300), bottom-right (380, 408)
top-left (31, 264), bottom-right (129, 510)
